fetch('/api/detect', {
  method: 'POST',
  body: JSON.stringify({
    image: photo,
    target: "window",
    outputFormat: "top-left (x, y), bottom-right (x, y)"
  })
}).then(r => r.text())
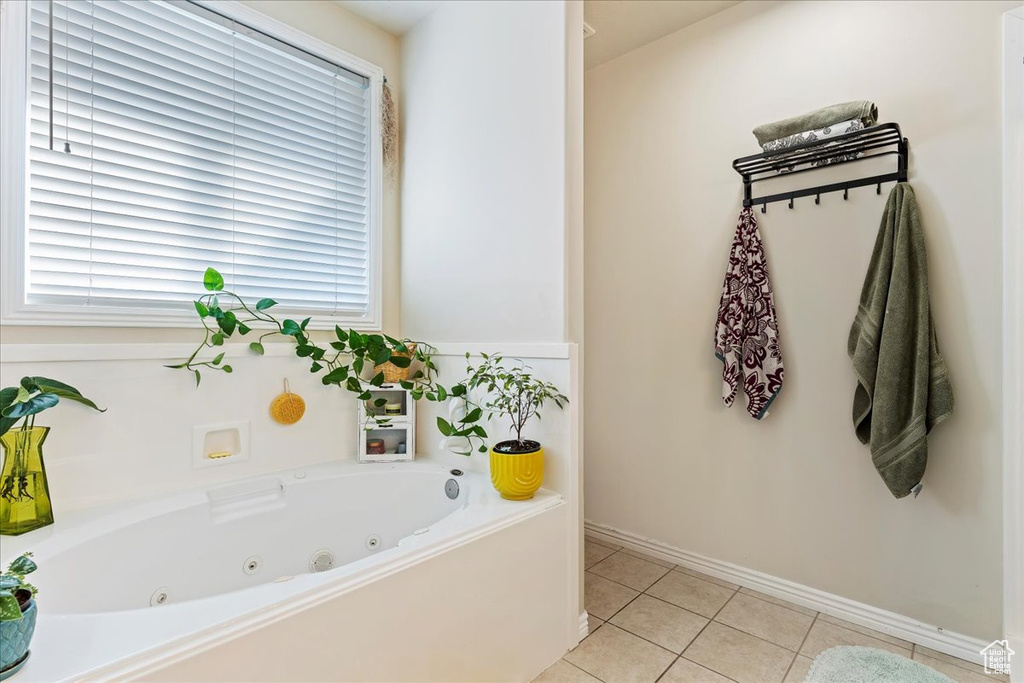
top-left (1, 0), bottom-right (382, 328)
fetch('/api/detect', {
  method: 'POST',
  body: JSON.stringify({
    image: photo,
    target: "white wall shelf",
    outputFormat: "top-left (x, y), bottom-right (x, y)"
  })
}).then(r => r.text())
top-left (357, 384), bottom-right (415, 463)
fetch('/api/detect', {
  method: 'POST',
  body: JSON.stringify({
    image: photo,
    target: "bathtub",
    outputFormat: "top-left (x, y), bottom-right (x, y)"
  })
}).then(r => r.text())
top-left (0, 460), bottom-right (566, 682)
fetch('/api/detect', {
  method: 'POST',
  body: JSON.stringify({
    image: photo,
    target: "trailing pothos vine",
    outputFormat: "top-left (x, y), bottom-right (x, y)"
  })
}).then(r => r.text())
top-left (170, 268), bottom-right (490, 453)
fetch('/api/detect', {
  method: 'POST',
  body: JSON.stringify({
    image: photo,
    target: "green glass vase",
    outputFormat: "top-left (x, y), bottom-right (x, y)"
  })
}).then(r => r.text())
top-left (0, 427), bottom-right (54, 536)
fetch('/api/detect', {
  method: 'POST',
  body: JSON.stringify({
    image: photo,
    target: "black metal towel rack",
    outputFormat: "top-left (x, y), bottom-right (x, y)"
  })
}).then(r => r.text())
top-left (732, 122), bottom-right (908, 212)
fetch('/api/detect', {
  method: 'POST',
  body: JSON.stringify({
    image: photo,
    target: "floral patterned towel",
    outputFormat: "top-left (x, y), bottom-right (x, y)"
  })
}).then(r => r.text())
top-left (762, 118), bottom-right (865, 173)
top-left (714, 208), bottom-right (784, 419)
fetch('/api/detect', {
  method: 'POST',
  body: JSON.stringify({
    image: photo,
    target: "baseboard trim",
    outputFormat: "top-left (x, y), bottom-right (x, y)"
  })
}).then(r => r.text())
top-left (578, 611), bottom-right (590, 641)
top-left (584, 521), bottom-right (990, 666)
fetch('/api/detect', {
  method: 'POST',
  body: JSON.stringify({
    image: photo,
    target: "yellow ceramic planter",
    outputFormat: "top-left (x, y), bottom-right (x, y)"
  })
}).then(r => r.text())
top-left (489, 446), bottom-right (544, 500)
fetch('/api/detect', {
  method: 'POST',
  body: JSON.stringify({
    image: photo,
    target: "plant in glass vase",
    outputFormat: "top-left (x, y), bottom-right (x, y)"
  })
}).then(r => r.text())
top-left (0, 378), bottom-right (104, 535)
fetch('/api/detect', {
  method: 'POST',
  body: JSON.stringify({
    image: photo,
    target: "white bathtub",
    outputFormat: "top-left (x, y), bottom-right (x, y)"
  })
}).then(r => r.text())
top-left (0, 460), bottom-right (564, 682)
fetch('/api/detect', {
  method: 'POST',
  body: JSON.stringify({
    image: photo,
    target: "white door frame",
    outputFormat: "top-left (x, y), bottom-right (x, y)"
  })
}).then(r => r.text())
top-left (1003, 8), bottom-right (1023, 683)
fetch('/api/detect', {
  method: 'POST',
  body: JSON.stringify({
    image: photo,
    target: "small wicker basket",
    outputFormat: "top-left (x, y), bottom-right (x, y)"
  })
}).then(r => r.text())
top-left (375, 343), bottom-right (416, 383)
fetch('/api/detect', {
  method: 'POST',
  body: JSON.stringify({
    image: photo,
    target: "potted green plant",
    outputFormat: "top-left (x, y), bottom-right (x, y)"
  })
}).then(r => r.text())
top-left (173, 268), bottom-right (447, 426)
top-left (0, 378), bottom-right (104, 536)
top-left (0, 553), bottom-right (38, 675)
top-left (439, 354), bottom-right (568, 500)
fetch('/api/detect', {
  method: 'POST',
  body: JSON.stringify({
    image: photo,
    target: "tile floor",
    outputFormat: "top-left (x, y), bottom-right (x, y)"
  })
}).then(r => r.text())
top-left (533, 536), bottom-right (1008, 683)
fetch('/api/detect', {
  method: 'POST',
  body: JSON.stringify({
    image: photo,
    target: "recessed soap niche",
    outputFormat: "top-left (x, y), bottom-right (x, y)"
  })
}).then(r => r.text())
top-left (192, 420), bottom-right (251, 469)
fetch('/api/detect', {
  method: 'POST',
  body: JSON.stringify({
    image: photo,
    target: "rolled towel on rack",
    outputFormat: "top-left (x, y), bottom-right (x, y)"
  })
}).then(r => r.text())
top-left (753, 100), bottom-right (878, 147)
top-left (763, 118), bottom-right (866, 173)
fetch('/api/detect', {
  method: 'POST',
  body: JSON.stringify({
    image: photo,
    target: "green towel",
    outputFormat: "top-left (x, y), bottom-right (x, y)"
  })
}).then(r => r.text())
top-left (753, 101), bottom-right (878, 146)
top-left (848, 183), bottom-right (954, 499)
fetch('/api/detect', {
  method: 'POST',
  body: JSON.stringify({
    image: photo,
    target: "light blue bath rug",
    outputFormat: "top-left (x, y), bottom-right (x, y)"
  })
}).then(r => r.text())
top-left (805, 646), bottom-right (955, 683)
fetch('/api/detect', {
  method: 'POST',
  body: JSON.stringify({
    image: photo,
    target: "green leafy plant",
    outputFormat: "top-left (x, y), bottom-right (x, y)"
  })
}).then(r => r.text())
top-left (438, 354), bottom-right (568, 454)
top-left (0, 553), bottom-right (37, 622)
top-left (0, 378), bottom-right (104, 503)
top-left (171, 269), bottom-right (484, 434)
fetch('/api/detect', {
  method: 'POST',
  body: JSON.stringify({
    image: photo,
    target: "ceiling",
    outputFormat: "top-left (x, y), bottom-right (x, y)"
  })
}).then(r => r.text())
top-left (334, 0), bottom-right (443, 36)
top-left (584, 0), bottom-right (741, 70)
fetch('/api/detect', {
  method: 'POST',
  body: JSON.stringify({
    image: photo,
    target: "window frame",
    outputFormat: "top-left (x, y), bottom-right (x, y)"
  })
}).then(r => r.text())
top-left (0, 0), bottom-right (384, 330)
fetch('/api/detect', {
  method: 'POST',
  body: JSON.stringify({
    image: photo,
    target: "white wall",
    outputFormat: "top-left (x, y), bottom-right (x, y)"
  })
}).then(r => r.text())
top-left (585, 0), bottom-right (1016, 641)
top-left (400, 0), bottom-right (568, 343)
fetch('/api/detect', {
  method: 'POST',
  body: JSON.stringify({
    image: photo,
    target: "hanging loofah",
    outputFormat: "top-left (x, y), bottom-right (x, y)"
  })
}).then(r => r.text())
top-left (382, 77), bottom-right (398, 180)
top-left (270, 379), bottom-right (306, 425)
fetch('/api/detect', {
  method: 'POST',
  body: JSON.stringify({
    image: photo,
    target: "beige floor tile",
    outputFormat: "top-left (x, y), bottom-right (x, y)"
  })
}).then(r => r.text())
top-left (610, 594), bottom-right (709, 654)
top-left (585, 541), bottom-right (616, 569)
top-left (564, 624), bottom-right (676, 683)
top-left (658, 656), bottom-right (734, 683)
top-left (585, 534), bottom-right (621, 550)
top-left (646, 570), bottom-right (736, 618)
top-left (738, 588), bottom-right (817, 617)
top-left (799, 619), bottom-right (911, 659)
top-left (590, 551), bottom-right (671, 591)
top-left (532, 659), bottom-right (602, 682)
top-left (585, 571), bottom-right (640, 621)
top-left (783, 655), bottom-right (813, 683)
top-left (683, 622), bottom-right (795, 683)
top-left (817, 613), bottom-right (912, 649)
top-left (714, 592), bottom-right (815, 651)
top-left (914, 646), bottom-right (1007, 681)
top-left (913, 652), bottom-right (1008, 683)
top-left (586, 615), bottom-right (604, 636)
top-left (675, 565), bottom-right (740, 591)
top-left (619, 546), bottom-right (676, 569)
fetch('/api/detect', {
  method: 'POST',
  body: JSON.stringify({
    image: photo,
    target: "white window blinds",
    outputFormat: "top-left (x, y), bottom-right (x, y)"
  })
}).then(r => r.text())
top-left (25, 0), bottom-right (374, 319)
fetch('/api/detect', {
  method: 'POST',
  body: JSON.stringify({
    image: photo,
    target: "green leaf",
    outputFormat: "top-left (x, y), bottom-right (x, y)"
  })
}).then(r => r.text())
top-left (346, 377), bottom-right (362, 393)
top-left (334, 326), bottom-right (349, 342)
top-left (7, 555), bottom-right (36, 577)
top-left (218, 311), bottom-right (237, 336)
top-left (374, 348), bottom-right (391, 365)
top-left (237, 323), bottom-right (251, 335)
top-left (2, 393), bottom-right (59, 419)
top-left (0, 576), bottom-right (21, 592)
top-left (437, 417), bottom-right (454, 436)
top-left (27, 377), bottom-right (104, 412)
top-left (436, 386), bottom-right (447, 401)
top-left (472, 425), bottom-right (487, 437)
top-left (211, 332), bottom-right (224, 346)
top-left (256, 298), bottom-right (277, 311)
top-left (388, 354), bottom-right (411, 368)
top-left (310, 361), bottom-right (323, 373)
top-left (295, 345), bottom-right (314, 358)
top-left (353, 357), bottom-right (364, 375)
top-left (349, 331), bottom-right (364, 348)
top-left (478, 445), bottom-right (488, 453)
top-left (281, 319), bottom-right (301, 336)
top-left (222, 365), bottom-right (233, 373)
top-left (203, 267), bottom-right (224, 291)
top-left (370, 372), bottom-right (385, 387)
top-left (300, 317), bottom-right (311, 331)
top-left (194, 370), bottom-right (202, 387)
top-left (322, 367), bottom-right (349, 385)
top-left (463, 407), bottom-right (483, 423)
top-left (212, 353), bottom-right (225, 366)
top-left (194, 300), bottom-right (209, 317)
top-left (373, 398), bottom-right (387, 407)
top-left (451, 384), bottom-right (466, 397)
top-left (249, 342), bottom-right (265, 356)
top-left (0, 592), bottom-right (23, 622)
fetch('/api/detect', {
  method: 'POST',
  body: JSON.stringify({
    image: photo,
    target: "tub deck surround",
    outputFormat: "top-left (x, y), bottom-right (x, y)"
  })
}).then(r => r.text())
top-left (0, 460), bottom-right (564, 682)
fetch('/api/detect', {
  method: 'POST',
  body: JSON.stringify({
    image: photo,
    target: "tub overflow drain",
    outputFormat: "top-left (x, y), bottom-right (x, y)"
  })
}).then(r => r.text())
top-left (445, 478), bottom-right (460, 499)
top-left (150, 587), bottom-right (170, 607)
top-left (243, 555), bottom-right (262, 575)
top-left (365, 534), bottom-right (382, 551)
top-left (309, 549), bottom-right (335, 573)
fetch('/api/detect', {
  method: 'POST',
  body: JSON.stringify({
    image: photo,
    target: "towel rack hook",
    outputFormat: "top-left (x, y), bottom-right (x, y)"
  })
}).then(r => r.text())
top-left (876, 182), bottom-right (882, 195)
top-left (788, 197), bottom-right (794, 210)
top-left (815, 193), bottom-right (820, 205)
top-left (761, 202), bottom-right (767, 214)
top-left (843, 187), bottom-right (849, 201)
